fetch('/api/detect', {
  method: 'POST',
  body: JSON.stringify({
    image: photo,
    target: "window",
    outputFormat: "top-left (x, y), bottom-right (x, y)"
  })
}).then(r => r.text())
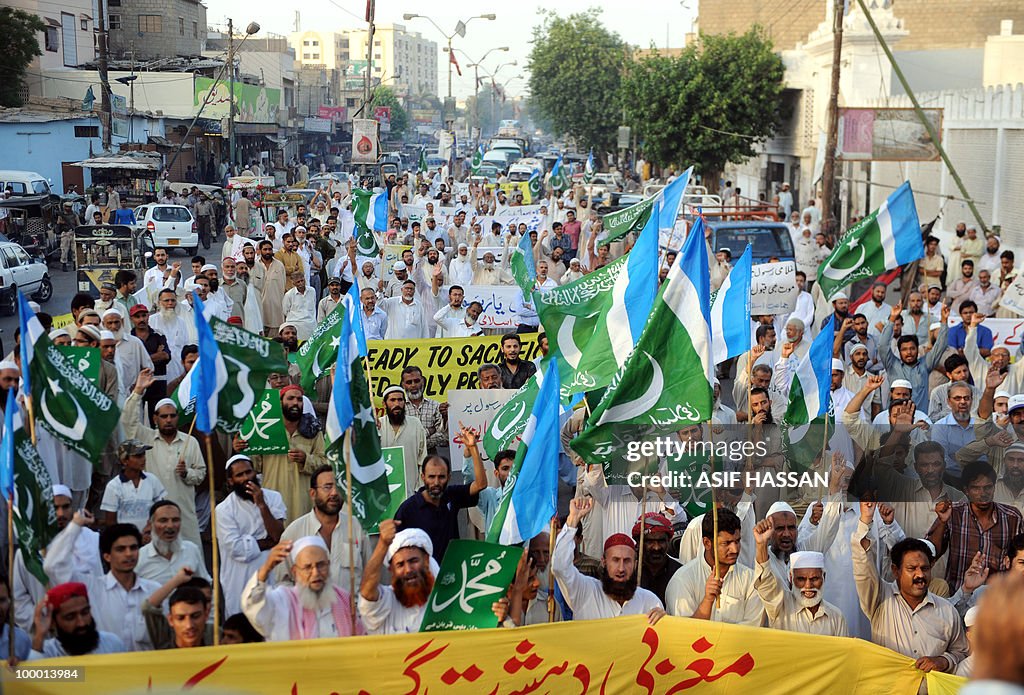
top-left (374, 40), bottom-right (380, 46)
top-left (138, 15), bottom-right (161, 33)
top-left (346, 98), bottom-right (356, 107)
top-left (178, 17), bottom-right (184, 36)
top-left (341, 52), bottom-right (348, 60)
top-left (2, 248), bottom-right (22, 269)
top-left (311, 40), bottom-right (319, 46)
top-left (45, 27), bottom-right (58, 52)
top-left (80, 17), bottom-right (89, 30)
top-left (192, 21), bottom-right (197, 38)
top-left (109, 14), bottom-right (121, 29)
top-left (303, 40), bottom-right (310, 46)
top-left (303, 53), bottom-right (311, 59)
top-left (374, 53), bottom-right (381, 59)
top-left (108, 0), bottom-right (120, 5)
top-left (341, 39), bottom-right (348, 47)
top-left (153, 207), bottom-right (192, 222)
top-left (30, 180), bottom-right (50, 196)
top-left (74, 125), bottom-right (100, 138)
top-left (311, 53), bottom-right (319, 60)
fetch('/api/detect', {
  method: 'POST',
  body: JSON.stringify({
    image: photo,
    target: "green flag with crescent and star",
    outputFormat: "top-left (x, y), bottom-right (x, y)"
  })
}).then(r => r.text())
top-left (471, 144), bottom-right (484, 174)
top-left (418, 148), bottom-right (428, 174)
top-left (11, 408), bottom-right (59, 585)
top-left (29, 335), bottom-right (120, 465)
top-left (55, 345), bottom-right (100, 383)
top-left (296, 303), bottom-right (345, 393)
top-left (237, 389), bottom-right (290, 454)
top-left (172, 318), bottom-right (288, 433)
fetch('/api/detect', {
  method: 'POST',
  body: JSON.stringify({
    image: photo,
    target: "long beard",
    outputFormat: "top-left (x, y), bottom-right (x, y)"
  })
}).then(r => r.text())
top-left (387, 410), bottom-right (405, 426)
top-left (56, 621), bottom-right (101, 656)
top-left (152, 536), bottom-right (181, 556)
top-left (95, 299), bottom-right (112, 311)
top-left (600, 566), bottom-right (638, 602)
top-left (233, 483), bottom-right (254, 502)
top-left (791, 586), bottom-right (822, 609)
top-left (394, 569), bottom-right (434, 608)
top-left (406, 389), bottom-right (423, 401)
top-left (160, 308), bottom-right (176, 320)
top-left (297, 583), bottom-right (336, 612)
top-left (110, 329), bottom-right (124, 342)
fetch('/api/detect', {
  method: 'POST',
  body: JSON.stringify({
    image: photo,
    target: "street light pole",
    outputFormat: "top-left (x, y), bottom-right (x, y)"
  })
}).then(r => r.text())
top-left (228, 18), bottom-right (235, 172)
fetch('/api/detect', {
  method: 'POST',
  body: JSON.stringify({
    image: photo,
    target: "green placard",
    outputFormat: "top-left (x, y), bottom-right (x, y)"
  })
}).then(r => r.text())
top-left (55, 345), bottom-right (100, 384)
top-left (237, 390), bottom-right (290, 455)
top-left (419, 540), bottom-right (523, 632)
top-left (367, 446), bottom-right (406, 534)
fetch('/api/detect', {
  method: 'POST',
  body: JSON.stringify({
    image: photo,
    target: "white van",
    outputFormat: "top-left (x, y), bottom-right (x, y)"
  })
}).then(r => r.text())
top-left (0, 170), bottom-right (52, 197)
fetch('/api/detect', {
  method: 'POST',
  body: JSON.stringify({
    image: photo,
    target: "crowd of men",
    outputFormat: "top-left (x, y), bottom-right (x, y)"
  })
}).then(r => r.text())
top-left (2, 167), bottom-right (1023, 691)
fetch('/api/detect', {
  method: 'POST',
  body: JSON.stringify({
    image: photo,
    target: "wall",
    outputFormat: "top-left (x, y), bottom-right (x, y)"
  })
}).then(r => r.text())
top-left (9, 0), bottom-right (97, 97)
top-left (107, 0), bottom-right (207, 61)
top-left (0, 118), bottom-right (96, 189)
top-left (866, 84), bottom-right (1024, 245)
top-left (984, 32), bottom-right (1024, 87)
top-left (40, 69), bottom-right (197, 118)
top-left (289, 31), bottom-right (346, 70)
top-left (699, 0), bottom-right (1024, 51)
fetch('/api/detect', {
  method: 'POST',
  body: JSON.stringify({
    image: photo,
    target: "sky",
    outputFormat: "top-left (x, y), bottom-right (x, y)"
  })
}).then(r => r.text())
top-left (207, 0), bottom-right (698, 100)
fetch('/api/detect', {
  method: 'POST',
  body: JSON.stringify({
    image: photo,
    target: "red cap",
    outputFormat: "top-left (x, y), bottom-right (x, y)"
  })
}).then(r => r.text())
top-left (46, 582), bottom-right (88, 611)
top-left (632, 512), bottom-right (673, 539)
top-left (280, 384), bottom-right (303, 398)
top-left (128, 304), bottom-right (149, 316)
top-left (227, 316), bottom-right (243, 325)
top-left (603, 533), bottom-right (636, 553)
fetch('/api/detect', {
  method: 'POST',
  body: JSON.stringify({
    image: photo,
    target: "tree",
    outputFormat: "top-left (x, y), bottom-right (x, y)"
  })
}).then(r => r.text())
top-left (528, 9), bottom-right (628, 154)
top-left (622, 28), bottom-right (786, 180)
top-left (368, 86), bottom-right (408, 139)
top-left (0, 8), bottom-right (44, 107)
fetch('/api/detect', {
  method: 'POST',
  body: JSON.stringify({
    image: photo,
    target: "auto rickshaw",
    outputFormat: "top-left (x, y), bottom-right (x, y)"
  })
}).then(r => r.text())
top-left (74, 224), bottom-right (155, 297)
top-left (0, 193), bottom-right (61, 261)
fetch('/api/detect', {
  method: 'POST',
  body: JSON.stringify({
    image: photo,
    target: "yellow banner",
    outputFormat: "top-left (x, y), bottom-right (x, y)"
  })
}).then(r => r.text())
top-left (367, 333), bottom-right (543, 404)
top-left (51, 313), bottom-right (74, 330)
top-left (499, 181), bottom-right (533, 204)
top-left (8, 616), bottom-right (931, 694)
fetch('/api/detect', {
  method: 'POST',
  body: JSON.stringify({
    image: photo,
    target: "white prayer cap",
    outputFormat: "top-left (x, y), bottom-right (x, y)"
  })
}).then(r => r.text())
top-left (392, 261), bottom-right (406, 272)
top-left (928, 322), bottom-right (942, 332)
top-left (289, 535), bottom-right (329, 564)
top-left (766, 501), bottom-right (796, 518)
top-left (0, 360), bottom-right (18, 372)
top-left (154, 398), bottom-right (178, 413)
top-left (890, 379), bottom-right (913, 391)
top-left (569, 257), bottom-right (581, 266)
top-left (201, 264), bottom-right (218, 273)
top-left (225, 453), bottom-right (253, 471)
top-left (785, 317), bottom-right (804, 330)
top-left (49, 328), bottom-right (70, 340)
top-left (386, 528), bottom-right (440, 574)
top-left (965, 606), bottom-right (980, 629)
top-left (995, 389), bottom-right (1012, 400)
top-left (52, 484), bottom-right (73, 500)
top-left (100, 330), bottom-right (117, 341)
top-left (279, 321), bottom-right (297, 332)
top-left (382, 385), bottom-right (406, 400)
top-left (101, 308), bottom-right (122, 319)
top-left (458, 243), bottom-right (468, 250)
top-left (713, 377), bottom-right (720, 387)
top-left (831, 359), bottom-right (845, 373)
top-left (789, 551), bottom-right (825, 570)
top-left (919, 538), bottom-right (937, 558)
top-left (849, 343), bottom-right (869, 355)
top-left (831, 291), bottom-right (848, 301)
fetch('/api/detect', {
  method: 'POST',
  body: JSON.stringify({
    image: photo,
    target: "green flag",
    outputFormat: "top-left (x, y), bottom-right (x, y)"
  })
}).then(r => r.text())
top-left (296, 303), bottom-right (344, 393)
top-left (418, 148), bottom-right (428, 174)
top-left (355, 224), bottom-right (380, 257)
top-left (237, 389), bottom-right (290, 454)
top-left (482, 376), bottom-right (538, 461)
top-left (508, 234), bottom-right (536, 295)
top-left (172, 318), bottom-right (289, 433)
top-left (471, 145), bottom-right (484, 174)
top-left (367, 446), bottom-right (407, 533)
top-left (600, 196), bottom-right (656, 247)
top-left (328, 355), bottom-right (392, 529)
top-left (419, 540), bottom-right (523, 632)
top-left (29, 336), bottom-right (120, 464)
top-left (55, 345), bottom-right (100, 384)
top-left (527, 169), bottom-right (543, 200)
top-left (12, 410), bottom-right (58, 585)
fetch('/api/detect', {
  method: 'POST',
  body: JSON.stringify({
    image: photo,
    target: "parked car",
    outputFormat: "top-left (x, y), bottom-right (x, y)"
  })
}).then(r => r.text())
top-left (0, 240), bottom-right (52, 314)
top-left (0, 170), bottom-right (53, 197)
top-left (507, 165), bottom-right (534, 183)
top-left (133, 204), bottom-right (199, 254)
top-left (706, 221), bottom-right (795, 264)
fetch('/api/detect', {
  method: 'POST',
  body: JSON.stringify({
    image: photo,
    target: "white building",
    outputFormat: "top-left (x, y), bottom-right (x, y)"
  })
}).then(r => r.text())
top-left (8, 0), bottom-right (97, 98)
top-left (341, 24), bottom-right (438, 99)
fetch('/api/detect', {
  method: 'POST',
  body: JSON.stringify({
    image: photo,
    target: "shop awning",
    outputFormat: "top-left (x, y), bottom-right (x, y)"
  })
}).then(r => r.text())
top-left (72, 154), bottom-right (161, 172)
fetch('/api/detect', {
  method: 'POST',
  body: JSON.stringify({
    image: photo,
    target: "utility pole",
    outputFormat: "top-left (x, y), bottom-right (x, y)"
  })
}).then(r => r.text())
top-left (364, 0), bottom-right (376, 110)
top-left (96, 0), bottom-right (112, 152)
top-left (228, 18), bottom-right (236, 174)
top-left (820, 0), bottom-right (843, 241)
top-left (855, 0), bottom-right (989, 235)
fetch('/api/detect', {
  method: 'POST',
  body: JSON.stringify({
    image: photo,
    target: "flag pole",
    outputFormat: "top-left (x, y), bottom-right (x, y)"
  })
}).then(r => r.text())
top-left (342, 426), bottom-right (358, 636)
top-left (636, 488), bottom-right (647, 586)
top-left (203, 435), bottom-right (221, 646)
top-left (547, 516), bottom-right (556, 623)
top-left (708, 421), bottom-right (720, 609)
top-left (24, 396), bottom-right (35, 447)
top-left (7, 489), bottom-right (15, 664)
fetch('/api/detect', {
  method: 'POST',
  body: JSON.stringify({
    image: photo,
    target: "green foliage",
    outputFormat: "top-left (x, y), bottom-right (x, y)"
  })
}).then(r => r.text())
top-left (0, 8), bottom-right (45, 107)
top-left (369, 86), bottom-right (408, 138)
top-left (623, 27), bottom-right (786, 177)
top-left (527, 9), bottom-right (628, 153)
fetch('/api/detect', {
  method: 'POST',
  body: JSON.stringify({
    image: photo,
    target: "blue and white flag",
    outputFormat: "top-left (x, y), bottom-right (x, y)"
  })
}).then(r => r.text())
top-left (784, 315), bottom-right (836, 424)
top-left (486, 360), bottom-right (560, 545)
top-left (352, 188), bottom-right (389, 232)
top-left (343, 282), bottom-right (367, 358)
top-left (710, 244), bottom-right (753, 364)
top-left (583, 149), bottom-right (595, 184)
top-left (0, 388), bottom-right (14, 499)
top-left (17, 292), bottom-right (45, 400)
top-left (325, 306), bottom-right (355, 445)
top-left (192, 293), bottom-right (229, 434)
top-left (606, 200), bottom-right (661, 365)
top-left (657, 166), bottom-right (693, 246)
top-left (549, 153), bottom-right (568, 191)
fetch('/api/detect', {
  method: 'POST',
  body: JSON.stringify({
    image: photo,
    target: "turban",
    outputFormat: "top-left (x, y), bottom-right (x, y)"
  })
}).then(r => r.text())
top-left (200, 264), bottom-right (218, 273)
top-left (1005, 442), bottom-right (1024, 457)
top-left (789, 551), bottom-right (825, 570)
top-left (46, 582), bottom-right (88, 611)
top-left (965, 606), bottom-right (979, 629)
top-left (603, 533), bottom-right (636, 553)
top-left (100, 330), bottom-right (117, 341)
top-left (386, 528), bottom-right (440, 575)
top-left (632, 513), bottom-right (673, 539)
top-left (289, 535), bottom-right (329, 564)
top-left (849, 343), bottom-right (869, 355)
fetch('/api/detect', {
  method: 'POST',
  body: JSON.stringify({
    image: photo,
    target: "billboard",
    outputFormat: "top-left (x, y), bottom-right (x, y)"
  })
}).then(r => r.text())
top-left (351, 118), bottom-right (379, 164)
top-left (837, 108), bottom-right (942, 161)
top-left (317, 105), bottom-right (347, 123)
top-left (194, 76), bottom-right (280, 124)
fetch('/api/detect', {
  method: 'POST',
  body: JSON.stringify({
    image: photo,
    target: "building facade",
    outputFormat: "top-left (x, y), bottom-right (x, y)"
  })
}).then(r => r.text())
top-left (9, 0), bottom-right (97, 99)
top-left (342, 24), bottom-right (438, 100)
top-left (106, 0), bottom-right (208, 61)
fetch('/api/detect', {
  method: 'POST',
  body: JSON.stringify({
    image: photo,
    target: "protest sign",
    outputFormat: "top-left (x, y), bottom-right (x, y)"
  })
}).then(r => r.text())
top-left (366, 334), bottom-right (543, 404)
top-left (24, 616), bottom-right (932, 695)
top-left (382, 244), bottom-right (412, 281)
top-left (444, 285), bottom-right (521, 330)
top-left (445, 389), bottom-right (517, 456)
top-left (750, 261), bottom-right (799, 315)
top-left (998, 274), bottom-right (1024, 317)
top-left (419, 540), bottom-right (523, 632)
top-left (366, 446), bottom-right (406, 533)
top-left (947, 316), bottom-right (1024, 351)
top-left (498, 181), bottom-right (532, 204)
top-left (236, 390), bottom-right (290, 455)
